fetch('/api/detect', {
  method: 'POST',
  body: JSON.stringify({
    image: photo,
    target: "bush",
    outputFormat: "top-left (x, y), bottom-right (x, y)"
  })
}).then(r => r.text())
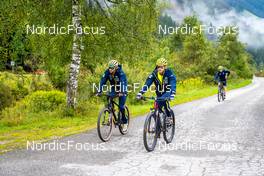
top-left (11, 82), bottom-right (29, 100)
top-left (0, 101), bottom-right (26, 126)
top-left (26, 90), bottom-right (66, 112)
top-left (255, 71), bottom-right (264, 77)
top-left (0, 72), bottom-right (30, 100)
top-left (48, 66), bottom-right (68, 90)
top-left (0, 90), bottom-right (66, 126)
top-left (30, 75), bottom-right (53, 91)
top-left (0, 82), bottom-right (14, 111)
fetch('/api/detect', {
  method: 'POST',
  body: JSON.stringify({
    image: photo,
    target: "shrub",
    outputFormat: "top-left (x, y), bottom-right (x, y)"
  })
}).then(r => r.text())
top-left (0, 90), bottom-right (66, 126)
top-left (26, 90), bottom-right (66, 112)
top-left (30, 75), bottom-right (53, 91)
top-left (0, 72), bottom-right (30, 100)
top-left (255, 71), bottom-right (264, 77)
top-left (178, 77), bottom-right (205, 91)
top-left (48, 66), bottom-right (68, 90)
top-left (11, 82), bottom-right (29, 100)
top-left (0, 101), bottom-right (26, 126)
top-left (0, 82), bottom-right (14, 111)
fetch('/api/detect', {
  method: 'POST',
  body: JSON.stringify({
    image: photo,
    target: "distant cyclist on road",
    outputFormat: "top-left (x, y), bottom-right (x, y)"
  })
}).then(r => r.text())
top-left (96, 60), bottom-right (128, 124)
top-left (214, 66), bottom-right (230, 97)
top-left (136, 58), bottom-right (176, 118)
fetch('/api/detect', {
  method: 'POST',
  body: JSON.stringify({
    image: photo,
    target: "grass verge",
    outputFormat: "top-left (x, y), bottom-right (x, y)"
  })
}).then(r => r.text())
top-left (0, 79), bottom-right (252, 153)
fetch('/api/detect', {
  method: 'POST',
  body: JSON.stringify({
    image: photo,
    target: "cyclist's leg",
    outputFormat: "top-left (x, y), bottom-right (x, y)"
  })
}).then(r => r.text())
top-left (156, 100), bottom-right (167, 136)
top-left (109, 91), bottom-right (116, 97)
top-left (119, 95), bottom-right (127, 124)
top-left (157, 100), bottom-right (166, 114)
top-left (164, 101), bottom-right (171, 117)
top-left (218, 81), bottom-right (221, 87)
top-left (158, 93), bottom-right (171, 117)
top-left (223, 81), bottom-right (227, 96)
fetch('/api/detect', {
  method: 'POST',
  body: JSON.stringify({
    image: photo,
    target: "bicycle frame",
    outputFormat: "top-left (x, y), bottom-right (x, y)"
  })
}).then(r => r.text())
top-left (218, 82), bottom-right (225, 101)
top-left (142, 96), bottom-right (175, 151)
top-left (218, 82), bottom-right (224, 90)
top-left (105, 95), bottom-right (121, 126)
top-left (143, 97), bottom-right (171, 134)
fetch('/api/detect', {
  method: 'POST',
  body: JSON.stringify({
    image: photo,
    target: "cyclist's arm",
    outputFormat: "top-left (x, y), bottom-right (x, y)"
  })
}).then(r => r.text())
top-left (140, 73), bottom-right (154, 94)
top-left (119, 71), bottom-right (127, 93)
top-left (214, 72), bottom-right (219, 82)
top-left (226, 70), bottom-right (231, 77)
top-left (99, 70), bottom-right (109, 93)
top-left (169, 72), bottom-right (176, 96)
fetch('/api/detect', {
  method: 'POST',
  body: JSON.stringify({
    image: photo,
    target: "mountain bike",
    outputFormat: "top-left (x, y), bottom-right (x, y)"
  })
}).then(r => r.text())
top-left (218, 82), bottom-right (226, 102)
top-left (97, 93), bottom-right (130, 142)
top-left (140, 96), bottom-right (175, 152)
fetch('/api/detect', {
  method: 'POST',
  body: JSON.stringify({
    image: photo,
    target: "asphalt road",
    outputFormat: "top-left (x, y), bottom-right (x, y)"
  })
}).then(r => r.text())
top-left (1, 77), bottom-right (264, 176)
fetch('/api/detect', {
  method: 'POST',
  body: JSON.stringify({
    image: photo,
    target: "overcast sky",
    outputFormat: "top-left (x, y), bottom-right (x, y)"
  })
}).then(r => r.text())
top-left (165, 0), bottom-right (264, 48)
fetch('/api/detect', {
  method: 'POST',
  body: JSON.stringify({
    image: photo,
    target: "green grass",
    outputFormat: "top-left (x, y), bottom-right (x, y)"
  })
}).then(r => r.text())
top-left (0, 79), bottom-right (252, 153)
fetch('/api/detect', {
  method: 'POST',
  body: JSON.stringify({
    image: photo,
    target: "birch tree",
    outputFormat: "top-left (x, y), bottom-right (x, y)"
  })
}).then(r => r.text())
top-left (67, 0), bottom-right (82, 108)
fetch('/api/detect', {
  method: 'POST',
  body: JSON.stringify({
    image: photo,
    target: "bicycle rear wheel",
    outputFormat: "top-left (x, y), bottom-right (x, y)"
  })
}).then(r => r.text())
top-left (119, 105), bottom-right (130, 135)
top-left (143, 112), bottom-right (157, 152)
top-left (97, 108), bottom-right (113, 142)
top-left (163, 110), bottom-right (175, 144)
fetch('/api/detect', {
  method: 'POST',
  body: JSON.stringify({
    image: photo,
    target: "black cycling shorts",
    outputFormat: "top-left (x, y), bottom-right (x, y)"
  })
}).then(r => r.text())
top-left (219, 81), bottom-right (227, 86)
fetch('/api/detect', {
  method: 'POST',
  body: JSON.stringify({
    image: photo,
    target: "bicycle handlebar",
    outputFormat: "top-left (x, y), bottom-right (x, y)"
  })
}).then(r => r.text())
top-left (96, 93), bottom-right (126, 98)
top-left (140, 96), bottom-right (170, 101)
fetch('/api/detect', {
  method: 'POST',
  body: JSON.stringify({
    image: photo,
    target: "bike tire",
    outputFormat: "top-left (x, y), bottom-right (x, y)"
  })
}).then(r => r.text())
top-left (218, 90), bottom-right (221, 102)
top-left (163, 110), bottom-right (175, 144)
top-left (119, 105), bottom-right (130, 135)
top-left (97, 108), bottom-right (113, 142)
top-left (222, 89), bottom-right (226, 101)
top-left (143, 112), bottom-right (157, 152)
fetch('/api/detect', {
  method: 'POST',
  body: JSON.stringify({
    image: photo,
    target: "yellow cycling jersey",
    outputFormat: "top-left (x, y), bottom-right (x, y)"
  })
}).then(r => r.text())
top-left (157, 72), bottom-right (163, 84)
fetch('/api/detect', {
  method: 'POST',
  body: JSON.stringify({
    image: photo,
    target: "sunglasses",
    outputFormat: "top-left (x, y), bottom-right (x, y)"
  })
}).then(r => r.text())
top-left (109, 67), bottom-right (115, 70)
top-left (157, 66), bottom-right (164, 69)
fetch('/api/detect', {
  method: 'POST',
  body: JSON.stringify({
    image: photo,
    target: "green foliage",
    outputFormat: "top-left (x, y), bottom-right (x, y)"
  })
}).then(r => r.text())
top-left (12, 82), bottom-right (29, 100)
top-left (81, 0), bottom-right (161, 71)
top-left (30, 75), bottom-right (53, 91)
top-left (0, 72), bottom-right (54, 100)
top-left (255, 71), bottom-right (264, 77)
top-left (26, 90), bottom-right (65, 113)
top-left (0, 72), bottom-right (29, 100)
top-left (0, 101), bottom-right (27, 126)
top-left (166, 16), bottom-right (253, 81)
top-left (0, 90), bottom-right (65, 126)
top-left (0, 82), bottom-right (13, 111)
top-left (46, 65), bottom-right (68, 90)
top-left (248, 47), bottom-right (264, 69)
top-left (217, 29), bottom-right (253, 78)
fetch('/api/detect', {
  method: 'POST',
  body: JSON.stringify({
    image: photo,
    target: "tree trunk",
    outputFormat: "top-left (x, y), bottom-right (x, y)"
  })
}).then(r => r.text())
top-left (67, 0), bottom-right (82, 109)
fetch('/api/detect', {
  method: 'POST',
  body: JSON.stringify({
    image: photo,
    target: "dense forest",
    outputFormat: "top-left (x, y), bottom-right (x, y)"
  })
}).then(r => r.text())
top-left (0, 0), bottom-right (255, 109)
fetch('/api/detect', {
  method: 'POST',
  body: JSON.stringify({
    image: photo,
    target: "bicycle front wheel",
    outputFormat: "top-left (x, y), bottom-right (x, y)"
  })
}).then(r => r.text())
top-left (163, 110), bottom-right (175, 144)
top-left (119, 105), bottom-right (130, 135)
top-left (143, 112), bottom-right (157, 152)
top-left (97, 108), bottom-right (113, 142)
top-left (222, 89), bottom-right (226, 101)
top-left (218, 89), bottom-right (221, 102)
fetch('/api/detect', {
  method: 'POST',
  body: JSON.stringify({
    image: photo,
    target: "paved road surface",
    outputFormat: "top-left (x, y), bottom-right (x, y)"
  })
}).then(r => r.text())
top-left (1, 77), bottom-right (264, 176)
